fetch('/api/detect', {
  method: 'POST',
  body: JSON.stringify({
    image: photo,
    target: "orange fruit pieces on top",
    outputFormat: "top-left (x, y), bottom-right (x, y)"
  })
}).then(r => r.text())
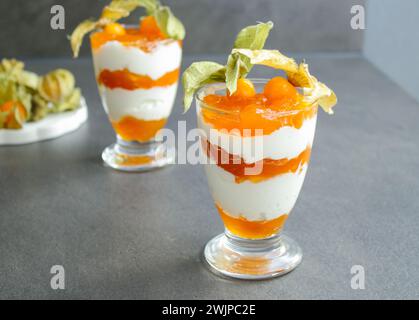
top-left (264, 77), bottom-right (298, 102)
top-left (229, 78), bottom-right (256, 99)
top-left (139, 16), bottom-right (166, 40)
top-left (104, 23), bottom-right (126, 36)
top-left (204, 77), bottom-right (303, 114)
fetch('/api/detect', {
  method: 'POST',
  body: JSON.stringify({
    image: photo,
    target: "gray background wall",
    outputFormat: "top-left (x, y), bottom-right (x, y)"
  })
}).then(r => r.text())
top-left (0, 0), bottom-right (364, 58)
top-left (364, 0), bottom-right (419, 103)
top-left (1, 0), bottom-right (417, 102)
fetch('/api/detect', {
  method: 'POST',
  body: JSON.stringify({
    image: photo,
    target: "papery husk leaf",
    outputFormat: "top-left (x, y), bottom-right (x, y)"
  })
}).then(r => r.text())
top-left (225, 54), bottom-right (242, 95)
top-left (0, 77), bottom-right (17, 105)
top-left (182, 62), bottom-right (226, 112)
top-left (233, 49), bottom-right (299, 73)
top-left (303, 80), bottom-right (338, 114)
top-left (53, 88), bottom-right (81, 113)
top-left (0, 111), bottom-right (8, 128)
top-left (289, 63), bottom-right (338, 114)
top-left (15, 85), bottom-right (32, 120)
top-left (221, 22), bottom-right (274, 96)
top-left (286, 62), bottom-right (315, 88)
top-left (0, 59), bottom-right (39, 89)
top-left (39, 69), bottom-right (76, 103)
top-left (104, 0), bottom-right (159, 18)
top-left (70, 20), bottom-right (99, 58)
top-left (0, 59), bottom-right (24, 74)
top-left (30, 94), bottom-right (51, 122)
top-left (233, 22), bottom-right (273, 51)
top-left (153, 6), bottom-right (185, 40)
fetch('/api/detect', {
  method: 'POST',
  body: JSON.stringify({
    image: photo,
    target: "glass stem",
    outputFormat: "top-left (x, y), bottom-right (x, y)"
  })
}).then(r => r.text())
top-left (224, 230), bottom-right (285, 254)
top-left (116, 136), bottom-right (163, 156)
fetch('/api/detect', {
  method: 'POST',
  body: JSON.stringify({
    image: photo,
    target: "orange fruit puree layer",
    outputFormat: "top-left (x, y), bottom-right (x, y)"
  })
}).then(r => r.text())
top-left (98, 68), bottom-right (180, 90)
top-left (217, 204), bottom-right (288, 239)
top-left (204, 139), bottom-right (311, 183)
top-left (202, 77), bottom-right (317, 135)
top-left (112, 116), bottom-right (167, 143)
top-left (116, 154), bottom-right (153, 167)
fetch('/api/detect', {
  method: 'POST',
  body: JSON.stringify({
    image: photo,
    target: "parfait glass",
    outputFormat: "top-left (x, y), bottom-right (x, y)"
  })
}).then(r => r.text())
top-left (90, 27), bottom-right (182, 171)
top-left (196, 80), bottom-right (318, 279)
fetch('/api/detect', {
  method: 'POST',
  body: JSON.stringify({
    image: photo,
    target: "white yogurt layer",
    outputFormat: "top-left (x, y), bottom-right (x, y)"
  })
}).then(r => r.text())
top-left (92, 40), bottom-right (182, 79)
top-left (205, 163), bottom-right (308, 222)
top-left (100, 84), bottom-right (178, 121)
top-left (198, 114), bottom-right (317, 163)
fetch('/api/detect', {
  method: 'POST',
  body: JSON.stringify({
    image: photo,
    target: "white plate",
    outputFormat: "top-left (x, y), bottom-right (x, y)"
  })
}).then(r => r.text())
top-left (0, 97), bottom-right (88, 145)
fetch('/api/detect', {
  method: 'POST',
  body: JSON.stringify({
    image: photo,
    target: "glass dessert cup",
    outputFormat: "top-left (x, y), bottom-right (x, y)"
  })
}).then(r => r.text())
top-left (196, 80), bottom-right (318, 279)
top-left (90, 27), bottom-right (182, 171)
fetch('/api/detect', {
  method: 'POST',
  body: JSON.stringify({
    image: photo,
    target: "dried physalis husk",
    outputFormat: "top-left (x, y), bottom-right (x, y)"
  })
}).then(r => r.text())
top-left (70, 20), bottom-right (99, 58)
top-left (0, 59), bottom-right (39, 89)
top-left (30, 94), bottom-right (50, 122)
top-left (70, 0), bottom-right (161, 57)
top-left (101, 0), bottom-right (157, 20)
top-left (286, 63), bottom-right (315, 88)
top-left (0, 59), bottom-right (24, 74)
top-left (303, 79), bottom-right (338, 114)
top-left (182, 61), bottom-right (226, 112)
top-left (153, 6), bottom-right (185, 40)
top-left (15, 84), bottom-right (32, 119)
top-left (0, 110), bottom-right (8, 128)
top-left (288, 64), bottom-right (337, 114)
top-left (233, 49), bottom-right (299, 73)
top-left (38, 69), bottom-right (75, 103)
top-left (0, 75), bottom-right (16, 102)
top-left (53, 88), bottom-right (81, 113)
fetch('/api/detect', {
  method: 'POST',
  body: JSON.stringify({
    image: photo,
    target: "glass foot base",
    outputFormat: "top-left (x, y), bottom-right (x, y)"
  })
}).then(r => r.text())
top-left (102, 138), bottom-right (175, 172)
top-left (204, 232), bottom-right (302, 280)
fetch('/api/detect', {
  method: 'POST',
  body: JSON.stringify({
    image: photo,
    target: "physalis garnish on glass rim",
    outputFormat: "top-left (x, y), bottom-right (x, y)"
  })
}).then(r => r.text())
top-left (182, 21), bottom-right (337, 114)
top-left (70, 0), bottom-right (185, 58)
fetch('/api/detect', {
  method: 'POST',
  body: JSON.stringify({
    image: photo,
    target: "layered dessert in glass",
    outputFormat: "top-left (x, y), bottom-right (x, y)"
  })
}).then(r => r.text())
top-left (70, 0), bottom-right (184, 171)
top-left (198, 78), bottom-right (317, 240)
top-left (92, 19), bottom-right (182, 170)
top-left (182, 22), bottom-right (337, 279)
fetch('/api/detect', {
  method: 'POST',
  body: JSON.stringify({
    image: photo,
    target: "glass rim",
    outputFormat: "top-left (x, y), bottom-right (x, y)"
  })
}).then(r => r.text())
top-left (195, 78), bottom-right (318, 116)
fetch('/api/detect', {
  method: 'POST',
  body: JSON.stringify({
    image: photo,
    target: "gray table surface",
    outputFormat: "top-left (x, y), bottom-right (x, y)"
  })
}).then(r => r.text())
top-left (0, 54), bottom-right (418, 300)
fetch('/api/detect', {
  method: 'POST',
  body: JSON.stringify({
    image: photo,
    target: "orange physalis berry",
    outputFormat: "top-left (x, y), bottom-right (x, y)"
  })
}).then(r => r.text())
top-left (104, 23), bottom-right (126, 36)
top-left (264, 76), bottom-right (298, 102)
top-left (0, 101), bottom-right (27, 128)
top-left (229, 78), bottom-right (256, 99)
